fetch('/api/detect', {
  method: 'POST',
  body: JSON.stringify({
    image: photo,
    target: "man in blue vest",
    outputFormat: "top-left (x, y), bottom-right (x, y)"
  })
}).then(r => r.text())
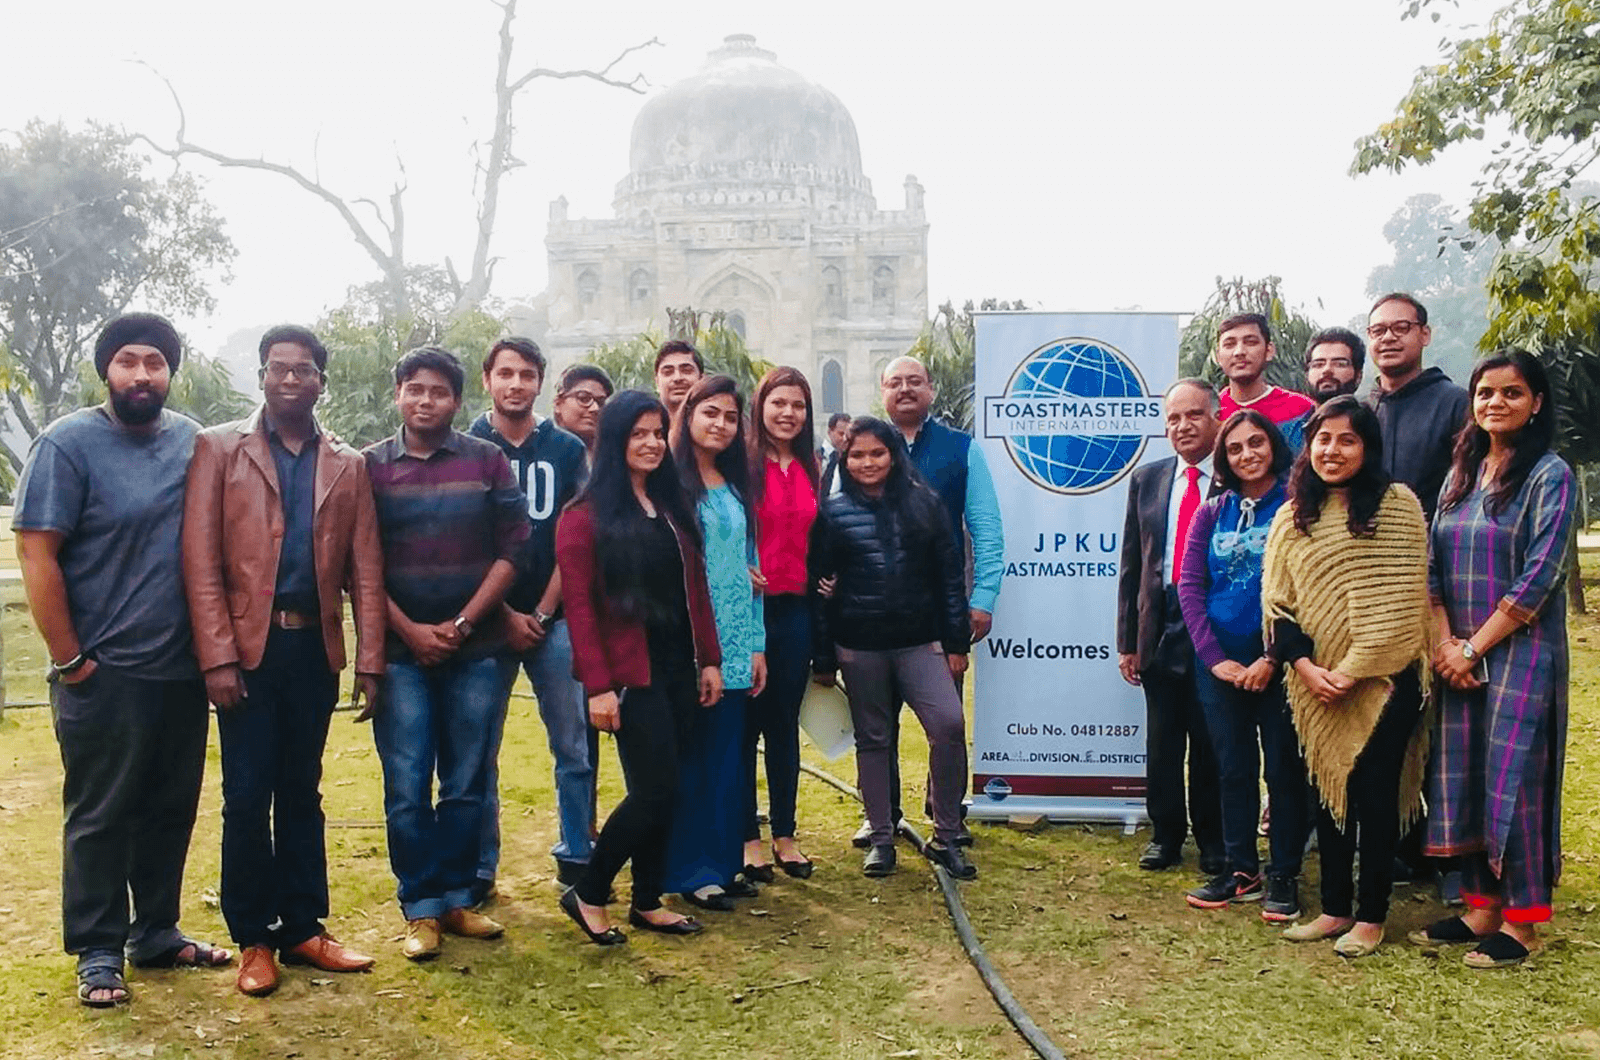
top-left (851, 355), bottom-right (1003, 847)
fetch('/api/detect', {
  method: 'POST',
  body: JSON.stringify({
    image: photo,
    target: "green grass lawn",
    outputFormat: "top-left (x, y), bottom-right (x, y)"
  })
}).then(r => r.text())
top-left (3, 563), bottom-right (1600, 1059)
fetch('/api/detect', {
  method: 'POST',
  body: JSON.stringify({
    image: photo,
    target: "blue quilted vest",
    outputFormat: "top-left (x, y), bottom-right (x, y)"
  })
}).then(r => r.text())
top-left (908, 417), bottom-right (970, 537)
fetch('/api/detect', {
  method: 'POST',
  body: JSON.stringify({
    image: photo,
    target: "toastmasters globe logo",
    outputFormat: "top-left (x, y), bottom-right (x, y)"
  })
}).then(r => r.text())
top-left (982, 337), bottom-right (1166, 495)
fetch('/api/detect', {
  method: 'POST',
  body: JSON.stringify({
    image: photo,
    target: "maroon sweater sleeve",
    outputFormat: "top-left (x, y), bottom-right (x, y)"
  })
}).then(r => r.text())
top-left (555, 506), bottom-right (614, 696)
top-left (676, 520), bottom-right (724, 671)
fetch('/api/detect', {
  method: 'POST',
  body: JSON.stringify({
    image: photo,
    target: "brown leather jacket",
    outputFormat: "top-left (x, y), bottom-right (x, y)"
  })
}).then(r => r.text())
top-left (182, 409), bottom-right (385, 675)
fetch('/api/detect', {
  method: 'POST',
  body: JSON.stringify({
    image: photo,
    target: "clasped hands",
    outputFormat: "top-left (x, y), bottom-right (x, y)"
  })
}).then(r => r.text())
top-left (1432, 637), bottom-right (1485, 690)
top-left (1211, 657), bottom-right (1277, 694)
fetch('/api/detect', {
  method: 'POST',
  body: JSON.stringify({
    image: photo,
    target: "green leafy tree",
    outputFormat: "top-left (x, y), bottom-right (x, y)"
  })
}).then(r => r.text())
top-left (315, 266), bottom-right (505, 449)
top-left (1177, 276), bottom-right (1321, 391)
top-left (1366, 193), bottom-right (1496, 384)
top-left (0, 119), bottom-right (235, 471)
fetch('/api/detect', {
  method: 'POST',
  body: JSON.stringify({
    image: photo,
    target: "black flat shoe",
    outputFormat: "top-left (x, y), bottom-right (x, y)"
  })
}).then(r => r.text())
top-left (1139, 841), bottom-right (1182, 871)
top-left (629, 909), bottom-right (703, 935)
top-left (773, 845), bottom-right (814, 879)
top-left (559, 887), bottom-right (626, 946)
top-left (927, 840), bottom-right (978, 881)
top-left (742, 862), bottom-right (776, 884)
top-left (723, 878), bottom-right (760, 899)
top-left (862, 844), bottom-right (897, 877)
top-left (679, 889), bottom-right (736, 912)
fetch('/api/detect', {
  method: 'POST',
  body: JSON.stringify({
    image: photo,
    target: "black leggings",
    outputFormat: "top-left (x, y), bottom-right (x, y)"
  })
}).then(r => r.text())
top-left (1316, 669), bottom-right (1423, 923)
top-left (577, 666), bottom-right (696, 910)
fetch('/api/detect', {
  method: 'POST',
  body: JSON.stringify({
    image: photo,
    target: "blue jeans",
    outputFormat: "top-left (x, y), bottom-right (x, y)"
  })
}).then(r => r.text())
top-left (1194, 669), bottom-right (1308, 879)
top-left (491, 619), bottom-right (595, 881)
top-left (373, 655), bottom-right (503, 920)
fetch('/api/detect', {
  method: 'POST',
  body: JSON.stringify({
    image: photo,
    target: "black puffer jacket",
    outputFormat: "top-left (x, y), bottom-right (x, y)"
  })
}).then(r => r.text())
top-left (808, 484), bottom-right (970, 673)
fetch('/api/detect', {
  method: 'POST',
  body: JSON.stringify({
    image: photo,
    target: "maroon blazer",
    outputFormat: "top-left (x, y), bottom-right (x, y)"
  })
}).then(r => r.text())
top-left (556, 502), bottom-right (722, 696)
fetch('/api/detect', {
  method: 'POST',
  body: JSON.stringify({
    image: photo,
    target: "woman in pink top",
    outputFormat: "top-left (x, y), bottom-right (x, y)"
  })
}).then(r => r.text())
top-left (741, 367), bottom-right (821, 880)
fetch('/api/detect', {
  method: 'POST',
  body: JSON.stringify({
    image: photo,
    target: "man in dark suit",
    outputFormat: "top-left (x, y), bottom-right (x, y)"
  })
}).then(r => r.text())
top-left (1117, 378), bottom-right (1224, 873)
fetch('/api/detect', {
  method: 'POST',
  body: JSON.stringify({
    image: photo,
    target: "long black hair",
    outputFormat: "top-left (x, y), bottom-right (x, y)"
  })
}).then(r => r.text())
top-left (1438, 350), bottom-right (1555, 517)
top-left (1212, 409), bottom-right (1292, 495)
top-left (672, 374), bottom-right (752, 505)
top-left (1288, 395), bottom-right (1392, 537)
top-left (838, 416), bottom-right (948, 543)
top-left (747, 366), bottom-right (820, 503)
top-left (574, 389), bottom-right (701, 621)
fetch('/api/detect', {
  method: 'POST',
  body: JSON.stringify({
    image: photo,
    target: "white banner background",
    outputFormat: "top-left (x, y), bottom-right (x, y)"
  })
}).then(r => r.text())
top-left (969, 311), bottom-right (1179, 824)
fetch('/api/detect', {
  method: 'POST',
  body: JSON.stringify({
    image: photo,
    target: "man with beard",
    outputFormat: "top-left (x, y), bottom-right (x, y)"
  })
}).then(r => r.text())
top-left (1304, 327), bottom-right (1366, 400)
top-left (181, 325), bottom-right (385, 996)
top-left (1117, 380), bottom-right (1225, 876)
top-left (654, 340), bottom-right (703, 419)
top-left (1365, 292), bottom-right (1471, 905)
top-left (1215, 313), bottom-right (1315, 450)
top-left (13, 312), bottom-right (231, 1007)
top-left (467, 338), bottom-right (592, 896)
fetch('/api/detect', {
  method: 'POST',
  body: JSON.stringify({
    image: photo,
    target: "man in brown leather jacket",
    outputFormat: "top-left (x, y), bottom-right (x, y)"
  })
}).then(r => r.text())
top-left (181, 325), bottom-right (385, 997)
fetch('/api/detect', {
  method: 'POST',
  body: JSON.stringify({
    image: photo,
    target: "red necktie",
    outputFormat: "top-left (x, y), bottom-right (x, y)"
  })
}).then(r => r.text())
top-left (1172, 464), bottom-right (1201, 585)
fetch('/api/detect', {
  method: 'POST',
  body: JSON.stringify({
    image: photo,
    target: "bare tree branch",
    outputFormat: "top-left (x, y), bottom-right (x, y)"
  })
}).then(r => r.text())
top-left (506, 36), bottom-right (661, 95)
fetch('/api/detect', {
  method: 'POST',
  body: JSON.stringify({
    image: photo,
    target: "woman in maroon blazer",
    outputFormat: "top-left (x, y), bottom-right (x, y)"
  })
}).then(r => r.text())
top-left (555, 390), bottom-right (723, 944)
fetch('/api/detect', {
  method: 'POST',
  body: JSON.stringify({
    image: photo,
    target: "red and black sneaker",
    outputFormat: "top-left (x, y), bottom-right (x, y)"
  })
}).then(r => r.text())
top-left (1185, 871), bottom-right (1263, 909)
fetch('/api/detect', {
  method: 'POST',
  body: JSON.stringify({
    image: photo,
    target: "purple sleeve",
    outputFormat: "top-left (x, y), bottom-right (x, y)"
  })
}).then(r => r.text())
top-left (1177, 499), bottom-right (1226, 670)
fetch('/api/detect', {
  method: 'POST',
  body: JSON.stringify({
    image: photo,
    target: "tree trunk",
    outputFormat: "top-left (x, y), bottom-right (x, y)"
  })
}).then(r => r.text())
top-left (1568, 506), bottom-right (1587, 614)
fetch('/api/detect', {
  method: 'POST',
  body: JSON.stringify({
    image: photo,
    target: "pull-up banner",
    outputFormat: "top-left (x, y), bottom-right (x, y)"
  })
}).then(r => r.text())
top-left (968, 312), bottom-right (1178, 825)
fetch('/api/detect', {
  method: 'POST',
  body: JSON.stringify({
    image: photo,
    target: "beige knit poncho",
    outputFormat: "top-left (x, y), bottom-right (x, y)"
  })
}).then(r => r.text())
top-left (1260, 485), bottom-right (1432, 830)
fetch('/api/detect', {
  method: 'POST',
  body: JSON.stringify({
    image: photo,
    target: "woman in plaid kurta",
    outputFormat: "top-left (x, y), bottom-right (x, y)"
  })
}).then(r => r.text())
top-left (1421, 351), bottom-right (1575, 968)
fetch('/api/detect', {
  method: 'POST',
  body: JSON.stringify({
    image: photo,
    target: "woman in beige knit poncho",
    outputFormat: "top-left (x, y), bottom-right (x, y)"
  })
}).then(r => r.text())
top-left (1260, 397), bottom-right (1433, 958)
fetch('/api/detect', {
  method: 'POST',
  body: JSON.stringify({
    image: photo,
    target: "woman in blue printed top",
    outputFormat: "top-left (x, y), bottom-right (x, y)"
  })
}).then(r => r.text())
top-left (1177, 409), bottom-right (1309, 920)
top-left (663, 375), bottom-right (768, 915)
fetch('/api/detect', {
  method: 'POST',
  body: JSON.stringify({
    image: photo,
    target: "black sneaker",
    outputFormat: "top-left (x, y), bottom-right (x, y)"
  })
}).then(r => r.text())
top-left (1185, 871), bottom-right (1263, 909)
top-left (926, 840), bottom-right (978, 881)
top-left (862, 844), bottom-right (897, 877)
top-left (1261, 875), bottom-right (1301, 922)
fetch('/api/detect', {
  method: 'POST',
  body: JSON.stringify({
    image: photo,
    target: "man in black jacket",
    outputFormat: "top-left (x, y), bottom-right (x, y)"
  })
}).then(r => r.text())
top-left (1366, 293), bottom-right (1470, 523)
top-left (1365, 292), bottom-right (1471, 905)
top-left (1116, 380), bottom-right (1224, 876)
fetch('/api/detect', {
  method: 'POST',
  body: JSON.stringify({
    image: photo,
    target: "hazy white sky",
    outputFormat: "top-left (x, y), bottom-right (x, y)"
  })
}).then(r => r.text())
top-left (4, 0), bottom-right (1501, 354)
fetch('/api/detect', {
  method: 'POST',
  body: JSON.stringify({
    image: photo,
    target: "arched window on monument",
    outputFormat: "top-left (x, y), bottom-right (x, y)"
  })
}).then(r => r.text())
top-left (629, 268), bottom-right (653, 311)
top-left (727, 310), bottom-right (747, 342)
top-left (576, 268), bottom-right (599, 312)
top-left (821, 359), bottom-right (844, 414)
top-left (822, 265), bottom-right (844, 318)
top-left (871, 264), bottom-right (895, 314)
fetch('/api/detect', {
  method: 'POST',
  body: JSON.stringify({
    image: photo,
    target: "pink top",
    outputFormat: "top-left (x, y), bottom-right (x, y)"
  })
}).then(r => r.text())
top-left (756, 456), bottom-right (818, 596)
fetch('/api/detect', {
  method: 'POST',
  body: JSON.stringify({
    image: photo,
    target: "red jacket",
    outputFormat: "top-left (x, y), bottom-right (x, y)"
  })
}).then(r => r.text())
top-left (556, 502), bottom-right (722, 696)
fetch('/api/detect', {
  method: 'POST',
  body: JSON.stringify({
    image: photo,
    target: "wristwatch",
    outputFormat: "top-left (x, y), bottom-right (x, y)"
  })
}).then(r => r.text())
top-left (1459, 640), bottom-right (1479, 662)
top-left (533, 609), bottom-right (555, 631)
top-left (453, 615), bottom-right (475, 638)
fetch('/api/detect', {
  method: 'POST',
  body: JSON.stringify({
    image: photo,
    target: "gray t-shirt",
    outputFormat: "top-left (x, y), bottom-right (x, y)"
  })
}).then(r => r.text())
top-left (12, 406), bottom-right (201, 679)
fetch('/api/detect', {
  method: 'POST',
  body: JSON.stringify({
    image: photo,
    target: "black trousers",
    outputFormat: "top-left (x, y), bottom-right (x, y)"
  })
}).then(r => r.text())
top-left (1142, 663), bottom-right (1222, 857)
top-left (578, 665), bottom-right (696, 910)
top-left (51, 666), bottom-right (209, 961)
top-left (1317, 669), bottom-right (1424, 923)
top-left (216, 627), bottom-right (340, 949)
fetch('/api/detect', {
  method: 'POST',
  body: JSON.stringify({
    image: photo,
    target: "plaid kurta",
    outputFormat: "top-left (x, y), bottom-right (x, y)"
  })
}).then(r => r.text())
top-left (1425, 452), bottom-right (1575, 900)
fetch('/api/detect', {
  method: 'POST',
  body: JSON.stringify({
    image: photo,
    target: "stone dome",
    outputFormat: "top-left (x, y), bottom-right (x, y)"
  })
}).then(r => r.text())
top-left (628, 35), bottom-right (864, 178)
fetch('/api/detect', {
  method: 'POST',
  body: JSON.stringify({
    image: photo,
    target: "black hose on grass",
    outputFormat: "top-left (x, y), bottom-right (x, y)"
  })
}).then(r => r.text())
top-left (793, 758), bottom-right (1072, 1060)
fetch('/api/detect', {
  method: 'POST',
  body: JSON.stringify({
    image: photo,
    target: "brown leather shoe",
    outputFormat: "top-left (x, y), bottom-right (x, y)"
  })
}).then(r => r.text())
top-left (237, 945), bottom-right (279, 997)
top-left (403, 918), bottom-right (442, 961)
top-left (440, 907), bottom-right (505, 940)
top-left (283, 933), bottom-right (375, 973)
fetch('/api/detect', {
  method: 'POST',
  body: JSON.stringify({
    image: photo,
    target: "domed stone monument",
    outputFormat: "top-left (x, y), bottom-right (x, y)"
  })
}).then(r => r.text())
top-left (540, 34), bottom-right (928, 415)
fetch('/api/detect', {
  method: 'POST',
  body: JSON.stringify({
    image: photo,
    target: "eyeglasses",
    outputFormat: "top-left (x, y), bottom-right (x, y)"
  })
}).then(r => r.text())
top-left (1366, 320), bottom-right (1420, 339)
top-left (261, 363), bottom-right (322, 381)
top-left (1307, 357), bottom-right (1354, 370)
top-left (560, 390), bottom-right (607, 408)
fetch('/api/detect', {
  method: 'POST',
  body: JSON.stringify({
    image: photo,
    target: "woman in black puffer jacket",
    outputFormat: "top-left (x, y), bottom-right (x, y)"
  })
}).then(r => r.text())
top-left (809, 417), bottom-right (974, 880)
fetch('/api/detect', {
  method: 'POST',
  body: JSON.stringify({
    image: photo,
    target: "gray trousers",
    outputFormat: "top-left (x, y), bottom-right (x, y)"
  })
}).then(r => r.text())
top-left (50, 665), bottom-right (208, 961)
top-left (838, 643), bottom-right (968, 845)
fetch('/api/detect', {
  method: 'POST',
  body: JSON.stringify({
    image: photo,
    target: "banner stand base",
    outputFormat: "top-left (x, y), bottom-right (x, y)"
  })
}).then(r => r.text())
top-left (966, 795), bottom-right (1148, 833)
